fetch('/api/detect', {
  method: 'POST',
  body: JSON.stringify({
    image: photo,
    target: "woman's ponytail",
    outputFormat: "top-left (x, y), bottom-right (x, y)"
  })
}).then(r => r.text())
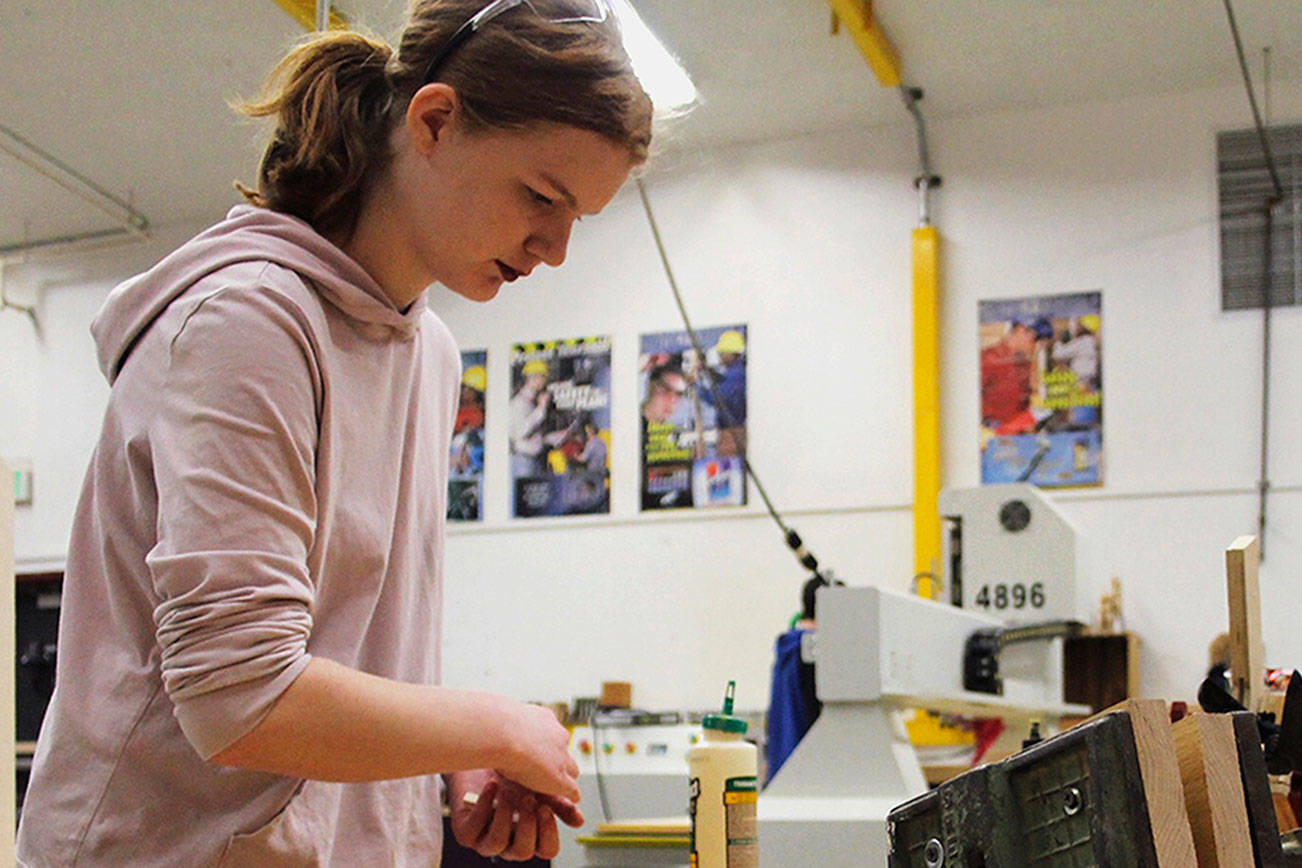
top-left (237, 2), bottom-right (654, 239)
top-left (237, 31), bottom-right (397, 238)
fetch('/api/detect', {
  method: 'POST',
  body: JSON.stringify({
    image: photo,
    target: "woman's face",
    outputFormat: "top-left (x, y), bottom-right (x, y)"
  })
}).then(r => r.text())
top-left (397, 92), bottom-right (636, 302)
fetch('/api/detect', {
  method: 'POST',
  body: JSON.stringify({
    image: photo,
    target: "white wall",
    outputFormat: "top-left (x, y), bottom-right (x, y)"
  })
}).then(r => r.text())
top-left (3, 79), bottom-right (1300, 716)
top-left (1, 226), bottom-right (201, 570)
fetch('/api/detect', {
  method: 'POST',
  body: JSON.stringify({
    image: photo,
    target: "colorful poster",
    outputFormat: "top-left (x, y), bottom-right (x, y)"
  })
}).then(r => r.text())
top-left (448, 349), bottom-right (486, 521)
top-left (979, 292), bottom-right (1102, 487)
top-left (639, 324), bottom-right (748, 510)
top-left (509, 336), bottom-right (612, 518)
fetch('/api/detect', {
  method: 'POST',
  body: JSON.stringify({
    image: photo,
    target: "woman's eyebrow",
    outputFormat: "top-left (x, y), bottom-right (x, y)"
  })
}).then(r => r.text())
top-left (537, 171), bottom-right (578, 210)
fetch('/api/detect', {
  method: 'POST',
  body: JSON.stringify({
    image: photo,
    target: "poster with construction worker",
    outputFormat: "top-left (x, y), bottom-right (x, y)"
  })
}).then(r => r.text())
top-left (979, 291), bottom-right (1102, 487)
top-left (448, 349), bottom-right (486, 521)
top-left (639, 324), bottom-right (748, 510)
top-left (509, 336), bottom-right (612, 518)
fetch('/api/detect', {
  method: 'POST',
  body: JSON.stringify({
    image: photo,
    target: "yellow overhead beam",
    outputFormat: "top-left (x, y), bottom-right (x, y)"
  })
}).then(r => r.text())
top-left (827, 0), bottom-right (901, 88)
top-left (274, 0), bottom-right (349, 31)
top-left (911, 225), bottom-right (941, 600)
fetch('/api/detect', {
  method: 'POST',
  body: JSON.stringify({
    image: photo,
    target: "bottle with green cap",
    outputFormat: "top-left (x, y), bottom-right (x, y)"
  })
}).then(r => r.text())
top-left (688, 681), bottom-right (758, 867)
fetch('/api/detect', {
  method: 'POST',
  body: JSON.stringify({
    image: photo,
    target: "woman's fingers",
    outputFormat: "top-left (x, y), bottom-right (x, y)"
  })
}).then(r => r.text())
top-left (542, 793), bottom-right (585, 828)
top-left (451, 780), bottom-right (497, 847)
top-left (535, 804), bottom-right (560, 860)
top-left (476, 796), bottom-right (516, 857)
top-left (501, 797), bottom-right (538, 861)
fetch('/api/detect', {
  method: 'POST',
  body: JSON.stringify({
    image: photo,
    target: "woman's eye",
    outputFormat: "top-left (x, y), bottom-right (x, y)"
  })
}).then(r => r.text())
top-left (527, 187), bottom-right (554, 207)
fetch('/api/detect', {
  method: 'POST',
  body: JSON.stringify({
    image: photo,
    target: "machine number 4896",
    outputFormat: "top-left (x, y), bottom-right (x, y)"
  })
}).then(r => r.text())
top-left (974, 582), bottom-right (1045, 610)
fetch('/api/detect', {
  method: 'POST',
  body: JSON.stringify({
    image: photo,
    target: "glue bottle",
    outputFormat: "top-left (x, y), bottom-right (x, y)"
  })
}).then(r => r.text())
top-left (689, 681), bottom-right (758, 868)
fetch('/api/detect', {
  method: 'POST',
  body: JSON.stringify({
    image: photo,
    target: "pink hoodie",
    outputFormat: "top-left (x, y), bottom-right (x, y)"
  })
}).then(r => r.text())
top-left (17, 206), bottom-right (461, 866)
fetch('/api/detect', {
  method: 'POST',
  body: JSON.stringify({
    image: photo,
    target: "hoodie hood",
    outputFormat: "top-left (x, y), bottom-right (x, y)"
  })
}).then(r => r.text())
top-left (92, 205), bottom-right (426, 384)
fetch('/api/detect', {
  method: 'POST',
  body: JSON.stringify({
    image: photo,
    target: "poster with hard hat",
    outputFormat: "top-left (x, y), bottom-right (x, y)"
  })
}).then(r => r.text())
top-left (979, 291), bottom-right (1102, 487)
top-left (448, 349), bottom-right (487, 521)
top-left (639, 324), bottom-right (748, 510)
top-left (509, 336), bottom-right (612, 518)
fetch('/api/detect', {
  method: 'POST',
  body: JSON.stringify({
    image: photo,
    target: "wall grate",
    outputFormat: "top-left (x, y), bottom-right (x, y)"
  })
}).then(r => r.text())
top-left (1217, 123), bottom-right (1302, 311)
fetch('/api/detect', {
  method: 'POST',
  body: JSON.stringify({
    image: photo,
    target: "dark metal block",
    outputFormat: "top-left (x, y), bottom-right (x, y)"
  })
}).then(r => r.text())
top-left (888, 711), bottom-right (1162, 867)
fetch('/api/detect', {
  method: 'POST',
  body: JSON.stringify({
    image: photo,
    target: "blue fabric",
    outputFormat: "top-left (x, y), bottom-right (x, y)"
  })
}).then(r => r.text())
top-left (702, 362), bottom-right (746, 426)
top-left (766, 628), bottom-right (820, 785)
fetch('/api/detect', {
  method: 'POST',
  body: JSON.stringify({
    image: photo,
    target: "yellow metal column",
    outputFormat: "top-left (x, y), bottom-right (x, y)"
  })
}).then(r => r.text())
top-left (826, 0), bottom-right (943, 599)
top-left (912, 226), bottom-right (941, 599)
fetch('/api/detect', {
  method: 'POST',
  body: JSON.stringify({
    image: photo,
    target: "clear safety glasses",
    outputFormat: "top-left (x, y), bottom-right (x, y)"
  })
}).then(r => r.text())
top-left (420, 0), bottom-right (613, 84)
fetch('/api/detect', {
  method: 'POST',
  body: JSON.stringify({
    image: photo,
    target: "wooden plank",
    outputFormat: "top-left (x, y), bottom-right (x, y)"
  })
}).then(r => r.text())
top-left (1229, 711), bottom-right (1285, 866)
top-left (596, 817), bottom-right (690, 836)
top-left (1118, 699), bottom-right (1199, 867)
top-left (1, 457), bottom-right (15, 863)
top-left (1127, 633), bottom-right (1143, 698)
top-left (1272, 790), bottom-right (1297, 836)
top-left (1173, 710), bottom-right (1255, 867)
top-left (1227, 535), bottom-right (1264, 711)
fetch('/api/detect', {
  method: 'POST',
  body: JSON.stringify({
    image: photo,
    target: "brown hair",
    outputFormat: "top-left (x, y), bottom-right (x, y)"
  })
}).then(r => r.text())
top-left (238, 1), bottom-right (653, 239)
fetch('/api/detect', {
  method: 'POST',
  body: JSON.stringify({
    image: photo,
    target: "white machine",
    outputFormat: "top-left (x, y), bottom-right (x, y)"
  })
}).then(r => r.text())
top-left (758, 584), bottom-right (1089, 867)
top-left (556, 484), bottom-right (1084, 866)
top-left (939, 483), bottom-right (1078, 621)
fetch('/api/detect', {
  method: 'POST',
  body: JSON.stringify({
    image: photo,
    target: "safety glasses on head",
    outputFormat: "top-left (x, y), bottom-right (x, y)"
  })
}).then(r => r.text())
top-left (421, 0), bottom-right (612, 84)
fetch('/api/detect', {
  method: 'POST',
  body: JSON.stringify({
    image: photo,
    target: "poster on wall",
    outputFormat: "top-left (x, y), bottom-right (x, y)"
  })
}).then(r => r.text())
top-left (979, 291), bottom-right (1102, 487)
top-left (639, 324), bottom-right (748, 510)
top-left (448, 349), bottom-right (486, 521)
top-left (509, 336), bottom-right (612, 518)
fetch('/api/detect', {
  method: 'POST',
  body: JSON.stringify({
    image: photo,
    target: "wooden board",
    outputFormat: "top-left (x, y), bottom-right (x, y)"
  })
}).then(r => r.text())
top-left (1, 457), bottom-right (15, 862)
top-left (1119, 699), bottom-right (1199, 867)
top-left (1227, 536), bottom-right (1264, 711)
top-left (595, 817), bottom-right (690, 836)
top-left (1173, 710), bottom-right (1255, 867)
top-left (1229, 711), bottom-right (1286, 867)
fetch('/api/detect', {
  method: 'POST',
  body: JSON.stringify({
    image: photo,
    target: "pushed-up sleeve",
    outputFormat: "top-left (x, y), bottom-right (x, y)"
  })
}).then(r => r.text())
top-left (145, 283), bottom-right (321, 760)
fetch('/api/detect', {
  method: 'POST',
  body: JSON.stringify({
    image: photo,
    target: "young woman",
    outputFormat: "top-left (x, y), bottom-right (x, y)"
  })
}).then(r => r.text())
top-left (16, 1), bottom-right (652, 864)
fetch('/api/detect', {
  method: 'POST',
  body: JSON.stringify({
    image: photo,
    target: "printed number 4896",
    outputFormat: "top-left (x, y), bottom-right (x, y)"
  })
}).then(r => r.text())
top-left (974, 582), bottom-right (1045, 610)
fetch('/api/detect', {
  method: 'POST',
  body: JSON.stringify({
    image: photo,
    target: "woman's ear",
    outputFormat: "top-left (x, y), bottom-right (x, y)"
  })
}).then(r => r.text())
top-left (405, 83), bottom-right (460, 155)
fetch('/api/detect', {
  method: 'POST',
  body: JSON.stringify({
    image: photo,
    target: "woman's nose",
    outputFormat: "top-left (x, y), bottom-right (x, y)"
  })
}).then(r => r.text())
top-left (526, 215), bottom-right (574, 268)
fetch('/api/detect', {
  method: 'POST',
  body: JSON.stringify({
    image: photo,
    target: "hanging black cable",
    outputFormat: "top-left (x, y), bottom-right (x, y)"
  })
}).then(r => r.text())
top-left (1222, 1), bottom-right (1284, 200)
top-left (1222, 0), bottom-right (1284, 560)
top-left (635, 177), bottom-right (826, 579)
top-left (1259, 205), bottom-right (1273, 557)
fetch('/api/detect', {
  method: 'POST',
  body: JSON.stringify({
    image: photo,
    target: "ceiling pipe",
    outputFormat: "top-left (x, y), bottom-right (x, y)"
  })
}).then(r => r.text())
top-left (0, 124), bottom-right (150, 262)
top-left (898, 85), bottom-right (942, 227)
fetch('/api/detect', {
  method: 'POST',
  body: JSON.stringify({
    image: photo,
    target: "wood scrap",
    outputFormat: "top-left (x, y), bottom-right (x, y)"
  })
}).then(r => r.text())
top-left (1173, 710), bottom-right (1255, 867)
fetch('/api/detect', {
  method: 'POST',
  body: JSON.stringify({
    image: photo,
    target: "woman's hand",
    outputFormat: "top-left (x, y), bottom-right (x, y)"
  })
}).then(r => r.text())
top-left (448, 769), bottom-right (585, 861)
top-left (493, 700), bottom-right (582, 803)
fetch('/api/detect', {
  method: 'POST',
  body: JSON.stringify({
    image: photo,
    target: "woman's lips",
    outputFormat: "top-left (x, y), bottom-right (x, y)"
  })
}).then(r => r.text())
top-left (496, 260), bottom-right (521, 282)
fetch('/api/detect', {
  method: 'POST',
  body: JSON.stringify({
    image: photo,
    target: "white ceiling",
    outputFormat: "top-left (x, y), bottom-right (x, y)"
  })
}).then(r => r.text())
top-left (1, 0), bottom-right (1299, 256)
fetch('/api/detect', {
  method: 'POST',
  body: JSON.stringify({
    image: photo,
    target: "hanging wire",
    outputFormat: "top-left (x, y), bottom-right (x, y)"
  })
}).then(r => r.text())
top-left (634, 177), bottom-right (826, 580)
top-left (1222, 1), bottom-right (1283, 201)
top-left (1221, 0), bottom-right (1284, 559)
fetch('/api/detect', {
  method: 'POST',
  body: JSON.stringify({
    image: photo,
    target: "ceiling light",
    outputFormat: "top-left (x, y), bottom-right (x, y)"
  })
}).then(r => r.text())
top-left (612, 0), bottom-right (698, 110)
